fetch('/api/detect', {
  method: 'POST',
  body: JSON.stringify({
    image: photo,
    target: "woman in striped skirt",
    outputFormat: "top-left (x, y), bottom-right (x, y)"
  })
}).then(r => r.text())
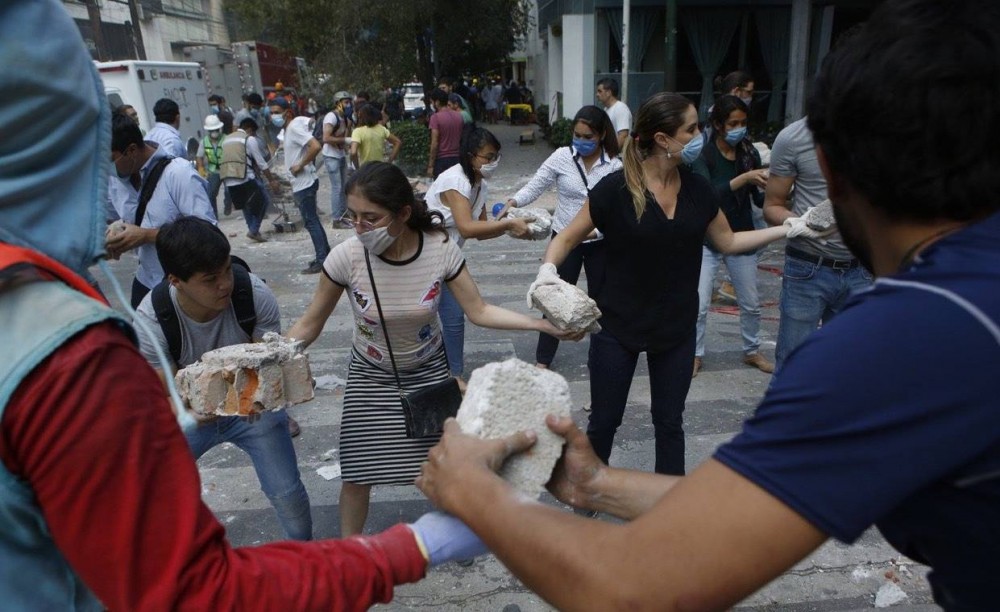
top-left (288, 161), bottom-right (580, 536)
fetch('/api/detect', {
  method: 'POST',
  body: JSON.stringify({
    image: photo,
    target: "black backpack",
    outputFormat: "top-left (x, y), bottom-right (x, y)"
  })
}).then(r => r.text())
top-left (151, 255), bottom-right (256, 364)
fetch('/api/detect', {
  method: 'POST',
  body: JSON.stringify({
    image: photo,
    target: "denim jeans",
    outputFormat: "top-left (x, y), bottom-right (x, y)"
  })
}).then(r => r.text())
top-left (438, 283), bottom-right (465, 376)
top-left (324, 156), bottom-right (348, 220)
top-left (185, 410), bottom-right (312, 540)
top-left (535, 236), bottom-right (607, 366)
top-left (775, 252), bottom-right (874, 370)
top-left (695, 246), bottom-right (761, 357)
top-left (293, 180), bottom-right (330, 264)
top-left (204, 172), bottom-right (231, 219)
top-left (255, 176), bottom-right (273, 215)
top-left (587, 329), bottom-right (695, 475)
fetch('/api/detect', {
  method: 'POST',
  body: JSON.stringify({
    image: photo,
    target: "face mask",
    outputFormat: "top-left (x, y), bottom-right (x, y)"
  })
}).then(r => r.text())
top-left (209, 129), bottom-right (221, 140)
top-left (478, 159), bottom-right (499, 179)
top-left (670, 134), bottom-right (703, 164)
top-left (739, 95), bottom-right (753, 106)
top-left (115, 149), bottom-right (133, 179)
top-left (572, 138), bottom-right (598, 157)
top-left (270, 114), bottom-right (285, 128)
top-left (210, 105), bottom-right (219, 114)
top-left (344, 104), bottom-right (354, 120)
top-left (725, 126), bottom-right (747, 146)
top-left (357, 223), bottom-right (397, 255)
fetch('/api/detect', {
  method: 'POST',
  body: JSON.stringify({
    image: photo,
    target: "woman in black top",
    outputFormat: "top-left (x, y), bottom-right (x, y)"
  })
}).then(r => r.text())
top-left (691, 95), bottom-right (773, 376)
top-left (529, 92), bottom-right (796, 475)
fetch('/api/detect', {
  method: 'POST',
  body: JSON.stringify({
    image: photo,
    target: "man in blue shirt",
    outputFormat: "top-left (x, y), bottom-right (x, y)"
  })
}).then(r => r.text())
top-left (145, 98), bottom-right (188, 159)
top-left (413, 0), bottom-right (1000, 609)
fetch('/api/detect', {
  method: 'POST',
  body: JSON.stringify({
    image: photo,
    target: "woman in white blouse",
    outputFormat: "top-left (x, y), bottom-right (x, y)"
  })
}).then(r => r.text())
top-left (502, 106), bottom-right (623, 369)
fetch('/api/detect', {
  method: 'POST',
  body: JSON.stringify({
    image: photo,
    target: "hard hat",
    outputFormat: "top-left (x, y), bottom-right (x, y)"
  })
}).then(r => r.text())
top-left (203, 114), bottom-right (224, 131)
top-left (334, 90), bottom-right (352, 101)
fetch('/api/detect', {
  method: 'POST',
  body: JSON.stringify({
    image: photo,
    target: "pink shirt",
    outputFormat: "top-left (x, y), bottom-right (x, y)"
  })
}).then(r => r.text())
top-left (429, 109), bottom-right (464, 158)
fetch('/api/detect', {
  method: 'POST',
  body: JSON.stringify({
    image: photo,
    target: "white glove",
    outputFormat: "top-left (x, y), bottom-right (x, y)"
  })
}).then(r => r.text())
top-left (783, 216), bottom-right (828, 242)
top-left (526, 262), bottom-right (561, 309)
top-left (408, 511), bottom-right (489, 567)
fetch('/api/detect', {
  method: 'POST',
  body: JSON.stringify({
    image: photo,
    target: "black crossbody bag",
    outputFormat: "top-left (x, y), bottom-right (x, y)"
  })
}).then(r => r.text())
top-left (364, 249), bottom-right (463, 438)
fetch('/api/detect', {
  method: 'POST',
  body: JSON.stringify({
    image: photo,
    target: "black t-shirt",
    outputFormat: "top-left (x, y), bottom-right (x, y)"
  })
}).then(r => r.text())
top-left (588, 167), bottom-right (720, 352)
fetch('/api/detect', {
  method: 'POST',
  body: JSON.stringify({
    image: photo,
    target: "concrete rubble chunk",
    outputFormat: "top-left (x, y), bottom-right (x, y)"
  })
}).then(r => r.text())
top-left (531, 282), bottom-right (602, 333)
top-left (456, 358), bottom-right (572, 497)
top-left (506, 207), bottom-right (552, 240)
top-left (806, 199), bottom-right (836, 231)
top-left (175, 332), bottom-right (314, 417)
top-left (873, 581), bottom-right (908, 607)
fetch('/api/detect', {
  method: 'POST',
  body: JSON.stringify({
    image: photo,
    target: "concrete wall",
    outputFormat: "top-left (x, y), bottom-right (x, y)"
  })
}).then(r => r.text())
top-left (546, 26), bottom-right (564, 119)
top-left (561, 13), bottom-right (596, 119)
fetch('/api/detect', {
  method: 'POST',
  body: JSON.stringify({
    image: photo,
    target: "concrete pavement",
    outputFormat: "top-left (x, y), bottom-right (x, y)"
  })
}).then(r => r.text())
top-left (95, 123), bottom-right (938, 611)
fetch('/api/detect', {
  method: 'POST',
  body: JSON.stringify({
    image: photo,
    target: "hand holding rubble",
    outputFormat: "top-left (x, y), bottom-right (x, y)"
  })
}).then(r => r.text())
top-left (408, 511), bottom-right (489, 567)
top-left (783, 216), bottom-right (832, 242)
top-left (545, 414), bottom-right (606, 512)
top-left (526, 263), bottom-right (562, 309)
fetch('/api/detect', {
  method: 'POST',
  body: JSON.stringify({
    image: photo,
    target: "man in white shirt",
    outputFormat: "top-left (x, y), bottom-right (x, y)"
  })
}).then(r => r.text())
top-left (145, 98), bottom-right (188, 159)
top-left (321, 91), bottom-right (353, 226)
top-left (269, 97), bottom-right (330, 274)
top-left (596, 78), bottom-right (632, 151)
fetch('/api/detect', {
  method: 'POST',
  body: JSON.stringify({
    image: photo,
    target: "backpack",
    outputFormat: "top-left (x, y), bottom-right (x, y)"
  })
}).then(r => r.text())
top-left (151, 255), bottom-right (256, 364)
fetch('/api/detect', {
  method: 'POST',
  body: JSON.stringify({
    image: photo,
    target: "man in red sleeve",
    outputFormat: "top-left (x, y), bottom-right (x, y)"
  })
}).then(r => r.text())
top-left (0, 2), bottom-right (484, 610)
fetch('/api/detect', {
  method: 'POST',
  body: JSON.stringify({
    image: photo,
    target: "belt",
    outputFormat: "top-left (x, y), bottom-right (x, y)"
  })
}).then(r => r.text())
top-left (785, 246), bottom-right (859, 270)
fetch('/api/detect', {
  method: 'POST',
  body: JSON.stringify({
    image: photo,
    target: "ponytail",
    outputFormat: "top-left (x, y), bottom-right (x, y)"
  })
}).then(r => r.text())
top-left (621, 136), bottom-right (648, 220)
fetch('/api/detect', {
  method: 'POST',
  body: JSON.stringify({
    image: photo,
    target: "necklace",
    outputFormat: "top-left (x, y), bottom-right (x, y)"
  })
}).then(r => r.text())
top-left (897, 225), bottom-right (964, 271)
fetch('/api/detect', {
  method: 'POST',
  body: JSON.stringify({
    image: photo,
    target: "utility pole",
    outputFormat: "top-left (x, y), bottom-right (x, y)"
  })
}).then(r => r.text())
top-left (127, 0), bottom-right (147, 60)
top-left (621, 0), bottom-right (631, 106)
top-left (84, 0), bottom-right (108, 60)
top-left (664, 0), bottom-right (677, 91)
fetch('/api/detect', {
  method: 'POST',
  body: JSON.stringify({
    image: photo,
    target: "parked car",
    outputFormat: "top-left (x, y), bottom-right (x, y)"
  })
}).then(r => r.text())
top-left (402, 82), bottom-right (425, 118)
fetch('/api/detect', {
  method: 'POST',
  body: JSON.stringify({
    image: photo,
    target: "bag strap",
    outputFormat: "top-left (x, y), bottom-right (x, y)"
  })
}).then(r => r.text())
top-left (230, 263), bottom-right (256, 339)
top-left (135, 157), bottom-right (173, 228)
top-left (363, 249), bottom-right (405, 397)
top-left (570, 148), bottom-right (590, 193)
top-left (151, 280), bottom-right (182, 365)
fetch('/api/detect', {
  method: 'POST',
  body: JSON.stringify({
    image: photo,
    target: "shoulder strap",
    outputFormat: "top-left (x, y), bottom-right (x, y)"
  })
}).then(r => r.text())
top-left (570, 148), bottom-right (590, 193)
top-left (363, 249), bottom-right (405, 397)
top-left (151, 281), bottom-right (181, 364)
top-left (135, 157), bottom-right (173, 227)
top-left (230, 262), bottom-right (256, 339)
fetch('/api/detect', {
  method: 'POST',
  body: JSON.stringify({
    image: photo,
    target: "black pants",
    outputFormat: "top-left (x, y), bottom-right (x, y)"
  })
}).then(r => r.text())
top-left (535, 235), bottom-right (607, 365)
top-left (131, 277), bottom-right (151, 309)
top-left (586, 329), bottom-right (695, 476)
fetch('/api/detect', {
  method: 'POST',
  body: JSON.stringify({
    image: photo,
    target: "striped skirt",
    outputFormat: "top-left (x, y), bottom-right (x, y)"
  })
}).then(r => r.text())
top-left (339, 346), bottom-right (451, 485)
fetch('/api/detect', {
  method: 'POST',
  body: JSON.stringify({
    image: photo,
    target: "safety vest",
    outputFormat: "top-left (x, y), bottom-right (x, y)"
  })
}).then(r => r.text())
top-left (219, 131), bottom-right (251, 181)
top-left (203, 135), bottom-right (223, 173)
top-left (0, 244), bottom-right (132, 611)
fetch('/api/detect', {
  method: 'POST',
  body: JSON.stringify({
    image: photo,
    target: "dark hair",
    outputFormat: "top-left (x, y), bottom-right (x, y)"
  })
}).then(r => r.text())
top-left (238, 116), bottom-right (258, 131)
top-left (355, 91), bottom-right (371, 102)
top-left (596, 77), bottom-right (619, 98)
top-left (156, 216), bottom-right (231, 281)
top-left (246, 92), bottom-right (264, 106)
top-left (808, 0), bottom-right (1000, 223)
top-left (573, 105), bottom-right (619, 158)
top-left (111, 108), bottom-right (144, 153)
top-left (458, 126), bottom-right (501, 184)
top-left (714, 71), bottom-right (753, 96)
top-left (153, 98), bottom-right (179, 123)
top-left (359, 103), bottom-right (380, 127)
top-left (345, 162), bottom-right (448, 239)
top-left (709, 95), bottom-right (749, 133)
top-left (217, 109), bottom-right (234, 133)
top-left (622, 92), bottom-right (695, 219)
top-left (208, 94), bottom-right (222, 104)
top-left (429, 89), bottom-right (449, 106)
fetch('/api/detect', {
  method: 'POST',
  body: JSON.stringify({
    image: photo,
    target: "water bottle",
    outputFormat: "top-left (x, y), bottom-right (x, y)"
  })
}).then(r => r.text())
top-left (492, 202), bottom-right (505, 220)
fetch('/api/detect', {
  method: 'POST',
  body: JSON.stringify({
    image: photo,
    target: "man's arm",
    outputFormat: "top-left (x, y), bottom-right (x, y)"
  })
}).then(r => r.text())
top-left (387, 133), bottom-right (402, 163)
top-left (427, 127), bottom-right (440, 176)
top-left (291, 138), bottom-right (322, 175)
top-left (417, 420), bottom-right (827, 611)
top-left (616, 130), bottom-right (629, 151)
top-left (763, 174), bottom-right (796, 226)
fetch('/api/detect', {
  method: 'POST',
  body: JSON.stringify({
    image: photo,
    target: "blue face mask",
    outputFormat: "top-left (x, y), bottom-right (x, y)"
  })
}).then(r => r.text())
top-left (210, 105), bottom-right (219, 114)
top-left (725, 126), bottom-right (747, 146)
top-left (572, 138), bottom-right (598, 157)
top-left (678, 133), bottom-right (704, 164)
top-left (271, 114), bottom-right (285, 128)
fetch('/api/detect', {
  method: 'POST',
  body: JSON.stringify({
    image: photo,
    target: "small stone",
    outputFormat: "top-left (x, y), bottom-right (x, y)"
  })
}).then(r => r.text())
top-left (531, 283), bottom-right (602, 333)
top-left (456, 359), bottom-right (572, 497)
top-left (874, 581), bottom-right (908, 608)
top-left (505, 207), bottom-right (552, 240)
top-left (806, 199), bottom-right (836, 231)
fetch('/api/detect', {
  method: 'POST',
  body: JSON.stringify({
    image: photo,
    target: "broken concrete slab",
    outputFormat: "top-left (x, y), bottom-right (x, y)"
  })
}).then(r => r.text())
top-left (176, 332), bottom-right (314, 417)
top-left (456, 358), bottom-right (571, 497)
top-left (505, 207), bottom-right (552, 240)
top-left (806, 199), bottom-right (836, 231)
top-left (530, 282), bottom-right (602, 333)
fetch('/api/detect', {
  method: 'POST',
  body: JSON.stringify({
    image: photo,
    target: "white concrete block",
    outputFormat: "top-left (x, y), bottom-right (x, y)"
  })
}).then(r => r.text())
top-left (806, 199), bottom-right (836, 231)
top-left (530, 282), bottom-right (602, 333)
top-left (456, 358), bottom-right (571, 497)
top-left (506, 207), bottom-right (552, 240)
top-left (175, 332), bottom-right (314, 417)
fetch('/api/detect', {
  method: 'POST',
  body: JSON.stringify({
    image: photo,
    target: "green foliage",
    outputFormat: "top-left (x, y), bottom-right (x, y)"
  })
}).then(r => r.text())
top-left (390, 120), bottom-right (430, 176)
top-left (548, 118), bottom-right (573, 148)
top-left (535, 103), bottom-right (550, 135)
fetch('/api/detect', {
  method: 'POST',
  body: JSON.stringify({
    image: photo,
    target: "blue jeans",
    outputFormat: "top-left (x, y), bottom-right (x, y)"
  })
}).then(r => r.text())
top-left (293, 180), bottom-right (330, 264)
top-left (775, 252), bottom-right (873, 370)
top-left (324, 156), bottom-right (348, 220)
top-left (587, 329), bottom-right (694, 475)
top-left (438, 283), bottom-right (465, 376)
top-left (204, 172), bottom-right (231, 218)
top-left (255, 176), bottom-right (273, 215)
top-left (185, 410), bottom-right (312, 540)
top-left (695, 246), bottom-right (761, 357)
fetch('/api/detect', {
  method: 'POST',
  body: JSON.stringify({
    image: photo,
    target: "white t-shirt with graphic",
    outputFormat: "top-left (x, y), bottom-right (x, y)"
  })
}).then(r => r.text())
top-left (423, 163), bottom-right (488, 247)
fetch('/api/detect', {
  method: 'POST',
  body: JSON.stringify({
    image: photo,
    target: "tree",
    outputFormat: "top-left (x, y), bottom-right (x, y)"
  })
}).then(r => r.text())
top-left (226, 0), bottom-right (531, 100)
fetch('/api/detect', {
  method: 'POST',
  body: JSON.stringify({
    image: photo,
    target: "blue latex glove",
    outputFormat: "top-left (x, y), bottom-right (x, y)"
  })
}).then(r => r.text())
top-left (408, 511), bottom-right (489, 567)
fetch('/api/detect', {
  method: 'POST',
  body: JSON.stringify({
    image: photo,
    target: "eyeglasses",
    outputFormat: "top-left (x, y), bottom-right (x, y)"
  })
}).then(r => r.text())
top-left (474, 152), bottom-right (501, 163)
top-left (341, 213), bottom-right (391, 232)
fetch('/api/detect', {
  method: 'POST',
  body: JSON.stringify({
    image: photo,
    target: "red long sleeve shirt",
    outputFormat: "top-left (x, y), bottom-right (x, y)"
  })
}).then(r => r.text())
top-left (0, 322), bottom-right (426, 611)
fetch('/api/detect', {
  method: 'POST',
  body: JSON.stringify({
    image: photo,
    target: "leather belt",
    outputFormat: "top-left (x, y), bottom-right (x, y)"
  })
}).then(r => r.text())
top-left (785, 246), bottom-right (859, 270)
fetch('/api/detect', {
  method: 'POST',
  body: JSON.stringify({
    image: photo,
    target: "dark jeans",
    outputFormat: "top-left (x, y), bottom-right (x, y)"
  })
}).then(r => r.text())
top-left (293, 180), bottom-right (330, 264)
top-left (204, 172), bottom-right (231, 218)
top-left (535, 236), bottom-right (607, 366)
top-left (130, 277), bottom-right (150, 309)
top-left (587, 329), bottom-right (695, 476)
top-left (433, 156), bottom-right (460, 179)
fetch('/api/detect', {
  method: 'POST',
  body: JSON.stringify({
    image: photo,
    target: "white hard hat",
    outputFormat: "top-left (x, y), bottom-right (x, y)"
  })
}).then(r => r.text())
top-left (204, 114), bottom-right (224, 131)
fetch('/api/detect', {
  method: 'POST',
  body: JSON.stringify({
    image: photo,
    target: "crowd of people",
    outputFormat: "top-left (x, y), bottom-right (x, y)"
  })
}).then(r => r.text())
top-left (1, 0), bottom-right (997, 609)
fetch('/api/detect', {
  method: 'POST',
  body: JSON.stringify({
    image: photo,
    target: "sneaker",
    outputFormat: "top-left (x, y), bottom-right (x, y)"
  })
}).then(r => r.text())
top-left (742, 353), bottom-right (775, 374)
top-left (223, 203), bottom-right (232, 216)
top-left (718, 280), bottom-right (737, 302)
top-left (247, 231), bottom-right (268, 243)
top-left (300, 261), bottom-right (324, 275)
top-left (692, 356), bottom-right (702, 378)
top-left (287, 416), bottom-right (301, 438)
